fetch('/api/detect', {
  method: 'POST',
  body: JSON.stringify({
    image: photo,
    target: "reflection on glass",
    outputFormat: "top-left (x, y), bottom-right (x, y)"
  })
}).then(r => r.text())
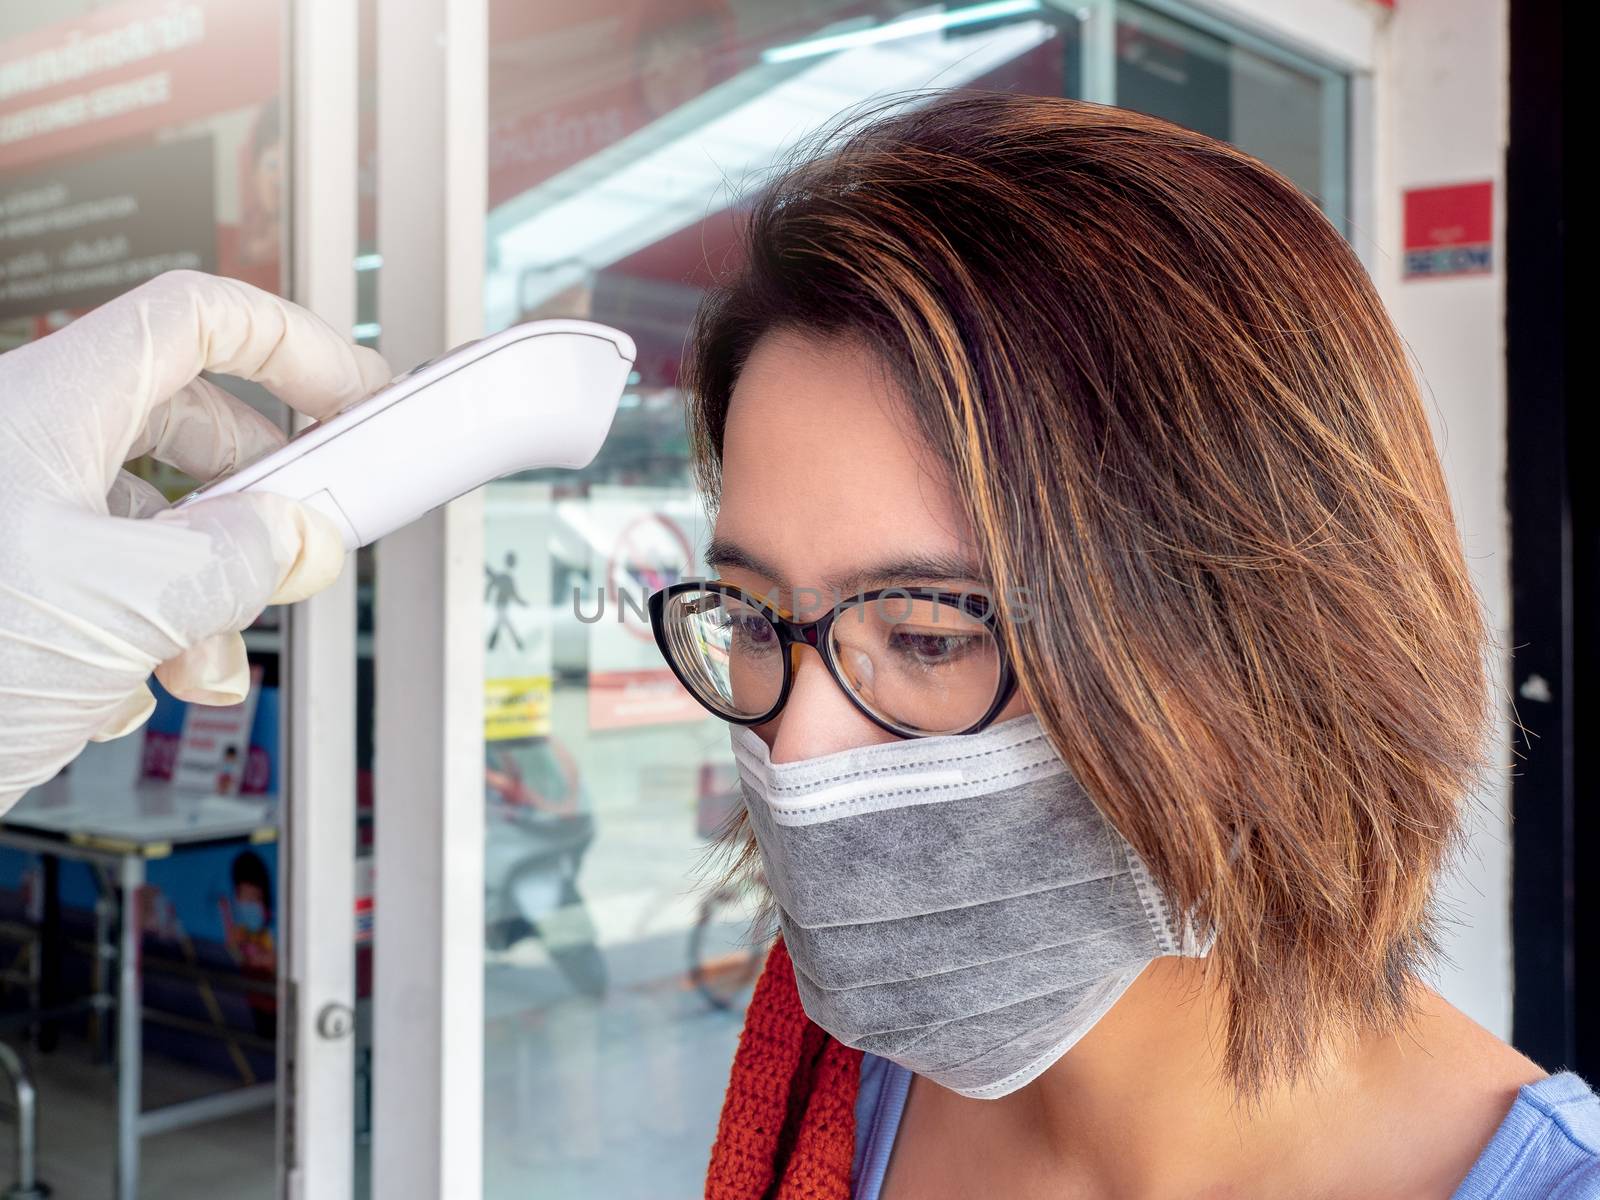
top-left (1115, 0), bottom-right (1349, 233)
top-left (481, 3), bottom-right (1081, 1196)
top-left (0, 3), bottom-right (289, 1197)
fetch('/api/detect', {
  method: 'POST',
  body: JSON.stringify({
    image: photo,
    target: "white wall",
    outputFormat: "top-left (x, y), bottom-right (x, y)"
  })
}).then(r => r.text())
top-left (1204, 0), bottom-right (1515, 1039)
top-left (1372, 0), bottom-right (1514, 1040)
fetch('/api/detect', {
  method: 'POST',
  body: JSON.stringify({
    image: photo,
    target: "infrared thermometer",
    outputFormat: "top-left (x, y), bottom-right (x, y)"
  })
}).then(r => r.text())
top-left (174, 320), bottom-right (636, 550)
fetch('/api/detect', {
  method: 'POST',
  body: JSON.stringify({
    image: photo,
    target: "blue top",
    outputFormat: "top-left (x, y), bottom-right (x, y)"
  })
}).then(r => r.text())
top-left (850, 1054), bottom-right (1600, 1199)
top-left (852, 1051), bottom-right (915, 1200)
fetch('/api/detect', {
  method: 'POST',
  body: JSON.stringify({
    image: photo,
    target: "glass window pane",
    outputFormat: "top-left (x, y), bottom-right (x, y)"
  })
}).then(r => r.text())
top-left (1116, 0), bottom-right (1350, 234)
top-left (482, 4), bottom-right (1080, 1196)
top-left (480, 2), bottom-right (1351, 1195)
top-left (0, 3), bottom-right (289, 1197)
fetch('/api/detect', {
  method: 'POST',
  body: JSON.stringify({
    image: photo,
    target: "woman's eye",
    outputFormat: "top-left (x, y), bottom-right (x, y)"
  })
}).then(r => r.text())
top-left (886, 628), bottom-right (979, 667)
top-left (730, 614), bottom-right (778, 648)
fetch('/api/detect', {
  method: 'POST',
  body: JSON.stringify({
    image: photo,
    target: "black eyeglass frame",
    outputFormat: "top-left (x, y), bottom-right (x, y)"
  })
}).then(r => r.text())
top-left (646, 579), bottom-right (1020, 739)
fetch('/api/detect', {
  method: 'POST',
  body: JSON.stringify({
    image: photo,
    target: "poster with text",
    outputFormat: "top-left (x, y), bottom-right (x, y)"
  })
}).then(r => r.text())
top-left (172, 663), bottom-right (263, 796)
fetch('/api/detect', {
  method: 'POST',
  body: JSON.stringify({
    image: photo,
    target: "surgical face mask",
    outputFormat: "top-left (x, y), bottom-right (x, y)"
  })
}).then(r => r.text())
top-left (234, 899), bottom-right (267, 934)
top-left (730, 712), bottom-right (1210, 1100)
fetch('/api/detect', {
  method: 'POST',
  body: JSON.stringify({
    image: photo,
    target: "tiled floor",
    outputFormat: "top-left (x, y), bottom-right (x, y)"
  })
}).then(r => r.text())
top-left (0, 1037), bottom-right (275, 1200)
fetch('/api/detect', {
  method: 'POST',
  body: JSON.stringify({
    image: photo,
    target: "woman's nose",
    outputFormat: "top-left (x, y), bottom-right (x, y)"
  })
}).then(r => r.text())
top-left (762, 642), bottom-right (896, 764)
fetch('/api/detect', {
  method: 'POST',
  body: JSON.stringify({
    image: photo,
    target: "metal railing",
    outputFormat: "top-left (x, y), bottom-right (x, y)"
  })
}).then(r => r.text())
top-left (0, 1039), bottom-right (49, 1199)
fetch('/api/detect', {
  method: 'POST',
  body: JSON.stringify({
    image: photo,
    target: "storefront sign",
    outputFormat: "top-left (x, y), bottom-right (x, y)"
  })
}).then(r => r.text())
top-left (0, 0), bottom-right (280, 174)
top-left (486, 0), bottom-right (738, 211)
top-left (0, 133), bottom-right (215, 319)
top-left (1403, 181), bottom-right (1493, 279)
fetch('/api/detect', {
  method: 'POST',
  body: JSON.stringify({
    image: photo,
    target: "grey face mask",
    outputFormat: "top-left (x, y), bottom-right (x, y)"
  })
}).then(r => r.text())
top-left (730, 712), bottom-right (1210, 1100)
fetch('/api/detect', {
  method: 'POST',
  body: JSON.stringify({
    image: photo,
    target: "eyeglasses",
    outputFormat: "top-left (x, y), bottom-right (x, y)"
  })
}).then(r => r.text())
top-left (646, 580), bottom-right (1018, 739)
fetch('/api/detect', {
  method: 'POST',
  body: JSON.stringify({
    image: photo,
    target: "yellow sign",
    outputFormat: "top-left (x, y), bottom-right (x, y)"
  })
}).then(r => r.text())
top-left (484, 674), bottom-right (553, 741)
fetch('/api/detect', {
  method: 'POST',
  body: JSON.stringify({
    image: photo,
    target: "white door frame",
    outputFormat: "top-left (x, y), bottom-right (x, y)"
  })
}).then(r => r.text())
top-left (282, 0), bottom-right (362, 1196)
top-left (371, 1), bottom-right (489, 1198)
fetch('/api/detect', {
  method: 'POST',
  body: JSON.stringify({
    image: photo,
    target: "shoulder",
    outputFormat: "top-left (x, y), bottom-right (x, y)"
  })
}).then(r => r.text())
top-left (1452, 1071), bottom-right (1600, 1199)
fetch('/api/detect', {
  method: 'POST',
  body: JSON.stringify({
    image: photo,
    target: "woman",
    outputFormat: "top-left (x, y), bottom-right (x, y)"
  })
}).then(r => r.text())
top-left (647, 93), bottom-right (1600, 1198)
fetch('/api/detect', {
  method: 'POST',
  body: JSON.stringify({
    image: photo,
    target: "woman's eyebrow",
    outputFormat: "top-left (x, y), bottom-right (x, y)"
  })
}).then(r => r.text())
top-left (705, 536), bottom-right (985, 595)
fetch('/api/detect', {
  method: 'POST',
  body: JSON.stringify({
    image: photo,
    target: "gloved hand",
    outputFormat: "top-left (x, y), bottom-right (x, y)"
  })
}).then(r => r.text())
top-left (0, 270), bottom-right (391, 812)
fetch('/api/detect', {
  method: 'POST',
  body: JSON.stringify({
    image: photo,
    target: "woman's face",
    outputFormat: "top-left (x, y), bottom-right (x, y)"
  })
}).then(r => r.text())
top-left (710, 329), bottom-right (1031, 764)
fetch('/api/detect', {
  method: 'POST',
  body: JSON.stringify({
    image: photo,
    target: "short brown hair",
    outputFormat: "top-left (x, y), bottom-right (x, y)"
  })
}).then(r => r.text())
top-left (685, 91), bottom-right (1494, 1097)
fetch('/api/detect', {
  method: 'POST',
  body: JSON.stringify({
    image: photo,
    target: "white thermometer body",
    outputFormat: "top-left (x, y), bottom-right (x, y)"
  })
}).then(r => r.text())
top-left (175, 319), bottom-right (636, 549)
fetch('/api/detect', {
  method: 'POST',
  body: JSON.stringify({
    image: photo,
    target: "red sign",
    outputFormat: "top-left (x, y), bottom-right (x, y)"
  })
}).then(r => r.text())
top-left (587, 667), bottom-right (707, 730)
top-left (1403, 181), bottom-right (1493, 280)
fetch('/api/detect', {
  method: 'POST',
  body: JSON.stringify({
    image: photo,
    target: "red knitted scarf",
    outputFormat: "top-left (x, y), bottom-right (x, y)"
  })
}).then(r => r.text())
top-left (704, 938), bottom-right (864, 1200)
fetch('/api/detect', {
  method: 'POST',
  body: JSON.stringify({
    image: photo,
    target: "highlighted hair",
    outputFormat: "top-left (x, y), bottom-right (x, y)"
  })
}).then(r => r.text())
top-left (686, 92), bottom-right (1494, 1098)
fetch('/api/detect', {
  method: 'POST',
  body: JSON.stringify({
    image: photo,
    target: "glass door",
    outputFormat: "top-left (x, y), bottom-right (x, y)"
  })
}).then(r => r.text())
top-left (360, 2), bottom-right (1356, 1197)
top-left (0, 4), bottom-right (360, 1200)
top-left (472, 3), bottom-right (1354, 1195)
top-left (479, 4), bottom-right (1084, 1196)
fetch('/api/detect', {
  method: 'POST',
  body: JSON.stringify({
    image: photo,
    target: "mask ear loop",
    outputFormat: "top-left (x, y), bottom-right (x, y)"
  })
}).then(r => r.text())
top-left (1182, 824), bottom-right (1249, 958)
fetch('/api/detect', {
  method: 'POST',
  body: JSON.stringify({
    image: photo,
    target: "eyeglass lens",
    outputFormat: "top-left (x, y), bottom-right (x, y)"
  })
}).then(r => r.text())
top-left (659, 588), bottom-right (1003, 735)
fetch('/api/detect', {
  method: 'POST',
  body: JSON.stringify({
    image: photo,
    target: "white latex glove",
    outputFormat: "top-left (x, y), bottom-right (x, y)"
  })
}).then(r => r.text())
top-left (0, 270), bottom-right (391, 813)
